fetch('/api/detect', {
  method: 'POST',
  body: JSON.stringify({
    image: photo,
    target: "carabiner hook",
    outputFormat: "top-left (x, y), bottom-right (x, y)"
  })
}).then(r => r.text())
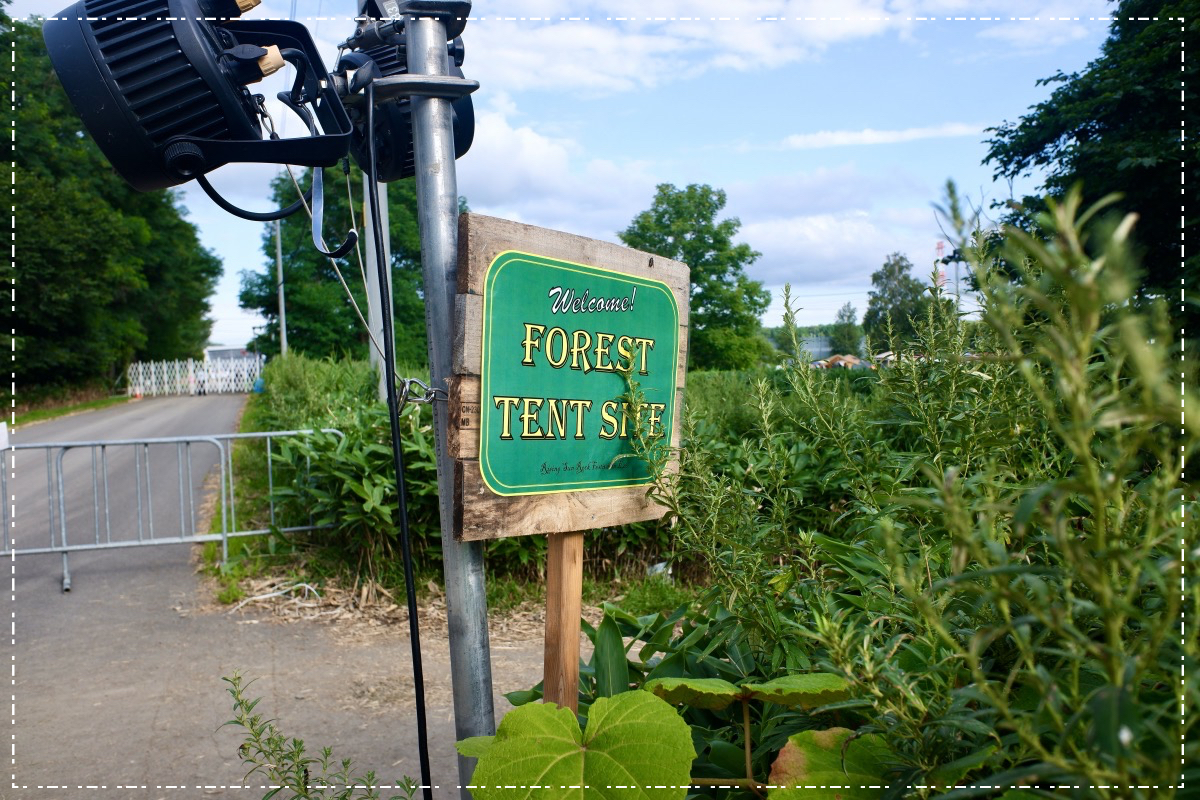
top-left (311, 166), bottom-right (358, 259)
top-left (274, 77), bottom-right (358, 261)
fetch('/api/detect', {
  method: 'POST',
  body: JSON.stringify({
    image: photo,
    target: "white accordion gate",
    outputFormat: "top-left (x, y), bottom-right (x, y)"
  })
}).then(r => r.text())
top-left (126, 357), bottom-right (264, 397)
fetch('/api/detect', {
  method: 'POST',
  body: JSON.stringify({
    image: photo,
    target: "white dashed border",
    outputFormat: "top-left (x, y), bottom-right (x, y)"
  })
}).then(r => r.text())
top-left (5, 12), bottom-right (1191, 794)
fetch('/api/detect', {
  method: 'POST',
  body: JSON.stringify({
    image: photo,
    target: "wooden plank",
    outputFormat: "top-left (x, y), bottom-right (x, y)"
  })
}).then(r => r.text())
top-left (458, 213), bottom-right (690, 330)
top-left (542, 531), bottom-right (584, 712)
top-left (456, 463), bottom-right (665, 541)
top-left (447, 375), bottom-right (481, 460)
top-left (452, 293), bottom-right (483, 376)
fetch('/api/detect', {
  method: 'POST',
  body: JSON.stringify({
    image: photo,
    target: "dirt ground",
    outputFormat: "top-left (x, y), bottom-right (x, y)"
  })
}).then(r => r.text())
top-left (8, 544), bottom-right (589, 800)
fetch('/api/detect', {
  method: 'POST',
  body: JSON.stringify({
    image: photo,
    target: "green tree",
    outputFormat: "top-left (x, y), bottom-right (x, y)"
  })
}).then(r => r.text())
top-left (983, 0), bottom-right (1197, 322)
top-left (862, 253), bottom-right (928, 350)
top-left (238, 170), bottom-right (428, 365)
top-left (10, 19), bottom-right (220, 395)
top-left (828, 302), bottom-right (862, 357)
top-left (618, 184), bottom-right (772, 371)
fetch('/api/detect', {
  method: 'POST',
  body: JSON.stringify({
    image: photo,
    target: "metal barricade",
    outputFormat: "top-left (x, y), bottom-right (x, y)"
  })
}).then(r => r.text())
top-left (1, 429), bottom-right (340, 591)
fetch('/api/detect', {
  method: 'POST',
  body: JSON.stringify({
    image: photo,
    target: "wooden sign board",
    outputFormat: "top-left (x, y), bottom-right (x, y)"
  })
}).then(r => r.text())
top-left (450, 213), bottom-right (689, 541)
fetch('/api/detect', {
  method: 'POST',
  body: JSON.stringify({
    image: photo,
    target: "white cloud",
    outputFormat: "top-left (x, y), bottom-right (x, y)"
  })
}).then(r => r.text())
top-left (456, 97), bottom-right (657, 240)
top-left (744, 211), bottom-right (892, 283)
top-left (738, 204), bottom-right (940, 314)
top-left (463, 0), bottom-right (899, 94)
top-left (782, 122), bottom-right (984, 149)
top-left (728, 164), bottom-right (928, 218)
top-left (886, 0), bottom-right (1110, 19)
top-left (976, 14), bottom-right (1106, 51)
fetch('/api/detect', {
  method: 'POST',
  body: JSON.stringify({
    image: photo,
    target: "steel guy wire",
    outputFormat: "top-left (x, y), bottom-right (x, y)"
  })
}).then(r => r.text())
top-left (263, 107), bottom-right (439, 408)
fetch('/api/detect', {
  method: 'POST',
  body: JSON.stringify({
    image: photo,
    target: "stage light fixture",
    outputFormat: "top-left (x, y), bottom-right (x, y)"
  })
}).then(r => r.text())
top-left (43, 0), bottom-right (352, 192)
top-left (336, 0), bottom-right (475, 183)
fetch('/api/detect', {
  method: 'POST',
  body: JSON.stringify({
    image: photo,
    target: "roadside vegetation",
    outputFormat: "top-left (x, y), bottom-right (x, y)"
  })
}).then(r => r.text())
top-left (14, 393), bottom-right (129, 427)
top-left (489, 190), bottom-right (1196, 795)
top-left (8, 16), bottom-right (222, 406)
top-left (205, 354), bottom-right (698, 616)
top-left (225, 190), bottom-right (1197, 797)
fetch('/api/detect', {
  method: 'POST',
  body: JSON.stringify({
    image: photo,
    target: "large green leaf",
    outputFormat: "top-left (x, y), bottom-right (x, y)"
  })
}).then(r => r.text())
top-left (469, 692), bottom-right (695, 799)
top-left (455, 736), bottom-right (495, 759)
top-left (643, 677), bottom-right (742, 710)
top-left (742, 674), bottom-right (851, 709)
top-left (592, 614), bottom-right (631, 698)
top-left (768, 728), bottom-right (889, 799)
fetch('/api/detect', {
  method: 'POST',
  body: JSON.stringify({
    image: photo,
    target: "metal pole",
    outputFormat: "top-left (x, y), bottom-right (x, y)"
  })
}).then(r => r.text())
top-left (407, 15), bottom-right (495, 794)
top-left (275, 217), bottom-right (289, 355)
top-left (363, 175), bottom-right (392, 402)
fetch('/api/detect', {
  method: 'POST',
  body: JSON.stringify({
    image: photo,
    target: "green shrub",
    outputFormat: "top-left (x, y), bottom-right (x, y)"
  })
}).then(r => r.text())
top-left (256, 354), bottom-right (386, 431)
top-left (632, 188), bottom-right (1197, 795)
top-left (255, 353), bottom-right (672, 589)
top-left (272, 402), bottom-right (440, 588)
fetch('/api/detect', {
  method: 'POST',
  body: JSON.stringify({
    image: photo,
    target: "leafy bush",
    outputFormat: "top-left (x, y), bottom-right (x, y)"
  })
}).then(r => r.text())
top-left (256, 355), bottom-right (384, 431)
top-left (254, 353), bottom-right (674, 588)
top-left (626, 189), bottom-right (1196, 795)
top-left (272, 403), bottom-right (440, 588)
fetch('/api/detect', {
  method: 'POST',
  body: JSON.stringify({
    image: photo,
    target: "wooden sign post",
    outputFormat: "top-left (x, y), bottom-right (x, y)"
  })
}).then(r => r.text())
top-left (450, 214), bottom-right (689, 713)
top-left (544, 531), bottom-right (585, 709)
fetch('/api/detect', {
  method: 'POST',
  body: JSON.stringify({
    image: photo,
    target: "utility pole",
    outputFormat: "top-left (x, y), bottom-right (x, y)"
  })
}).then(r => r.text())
top-left (363, 176), bottom-right (391, 401)
top-left (274, 217), bottom-right (288, 355)
top-left (407, 11), bottom-right (495, 795)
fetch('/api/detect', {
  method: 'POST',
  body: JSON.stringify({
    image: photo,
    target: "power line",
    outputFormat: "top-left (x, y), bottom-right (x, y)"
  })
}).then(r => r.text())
top-left (773, 288), bottom-right (870, 298)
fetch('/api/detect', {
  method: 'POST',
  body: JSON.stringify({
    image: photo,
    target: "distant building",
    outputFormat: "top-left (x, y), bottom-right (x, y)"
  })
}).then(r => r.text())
top-left (205, 346), bottom-right (258, 361)
top-left (800, 335), bottom-right (832, 360)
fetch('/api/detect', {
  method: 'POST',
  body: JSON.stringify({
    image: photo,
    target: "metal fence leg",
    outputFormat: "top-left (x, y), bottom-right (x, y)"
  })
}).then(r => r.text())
top-left (61, 551), bottom-right (71, 593)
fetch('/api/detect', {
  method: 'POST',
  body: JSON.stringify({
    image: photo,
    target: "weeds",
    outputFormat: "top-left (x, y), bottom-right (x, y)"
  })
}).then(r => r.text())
top-left (223, 673), bottom-right (417, 800)
top-left (630, 186), bottom-right (1197, 795)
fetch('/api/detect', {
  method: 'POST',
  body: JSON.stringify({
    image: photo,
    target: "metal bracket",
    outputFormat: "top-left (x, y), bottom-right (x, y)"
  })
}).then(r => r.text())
top-left (337, 73), bottom-right (479, 105)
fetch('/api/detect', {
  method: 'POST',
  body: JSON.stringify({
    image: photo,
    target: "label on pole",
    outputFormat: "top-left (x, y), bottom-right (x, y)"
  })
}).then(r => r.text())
top-left (478, 251), bottom-right (679, 496)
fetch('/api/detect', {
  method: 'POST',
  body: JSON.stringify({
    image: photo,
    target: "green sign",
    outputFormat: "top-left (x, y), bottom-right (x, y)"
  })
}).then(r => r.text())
top-left (479, 251), bottom-right (680, 496)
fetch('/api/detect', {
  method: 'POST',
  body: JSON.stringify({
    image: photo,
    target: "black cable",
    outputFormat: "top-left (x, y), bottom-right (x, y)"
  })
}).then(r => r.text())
top-left (365, 80), bottom-right (435, 800)
top-left (277, 47), bottom-right (313, 104)
top-left (196, 175), bottom-right (312, 222)
top-left (196, 52), bottom-right (317, 224)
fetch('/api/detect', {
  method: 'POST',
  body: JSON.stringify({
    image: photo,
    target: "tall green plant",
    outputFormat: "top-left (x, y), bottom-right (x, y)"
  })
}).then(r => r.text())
top-left (635, 187), bottom-right (1197, 794)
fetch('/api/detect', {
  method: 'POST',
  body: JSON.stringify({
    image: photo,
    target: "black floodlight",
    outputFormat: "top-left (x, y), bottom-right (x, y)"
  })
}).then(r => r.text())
top-left (43, 0), bottom-right (353, 193)
top-left (339, 40), bottom-right (474, 182)
top-left (337, 0), bottom-right (475, 183)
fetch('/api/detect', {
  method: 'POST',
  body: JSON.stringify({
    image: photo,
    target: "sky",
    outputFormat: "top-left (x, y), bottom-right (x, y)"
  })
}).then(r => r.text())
top-left (14, 0), bottom-right (1116, 348)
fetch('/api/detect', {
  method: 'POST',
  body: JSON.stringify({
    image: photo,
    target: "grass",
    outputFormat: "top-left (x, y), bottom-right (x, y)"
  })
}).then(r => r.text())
top-left (486, 572), bottom-right (700, 617)
top-left (202, 393), bottom-right (297, 602)
top-left (610, 574), bottom-right (698, 617)
top-left (14, 394), bottom-right (129, 427)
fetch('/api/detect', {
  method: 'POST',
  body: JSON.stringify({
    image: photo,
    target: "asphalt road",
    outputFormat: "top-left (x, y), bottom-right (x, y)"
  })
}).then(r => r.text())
top-left (2, 396), bottom-right (531, 800)
top-left (9, 395), bottom-right (247, 591)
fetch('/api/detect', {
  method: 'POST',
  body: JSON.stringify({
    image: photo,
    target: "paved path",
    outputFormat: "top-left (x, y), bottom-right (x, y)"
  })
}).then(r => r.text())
top-left (9, 396), bottom-right (247, 591)
top-left (3, 398), bottom-right (534, 800)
